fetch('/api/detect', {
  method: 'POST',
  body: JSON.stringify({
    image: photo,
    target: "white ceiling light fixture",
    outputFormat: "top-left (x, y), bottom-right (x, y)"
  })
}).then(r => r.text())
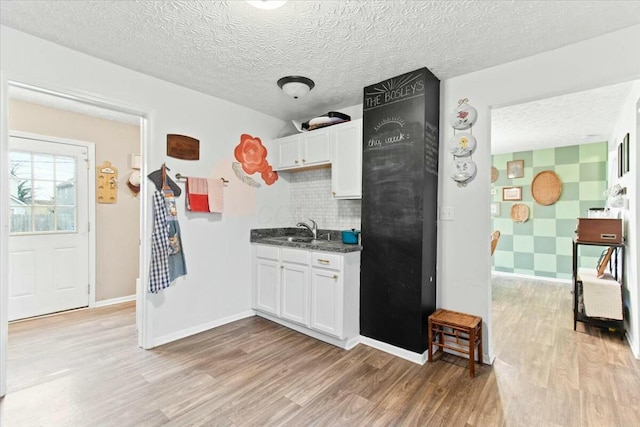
top-left (277, 76), bottom-right (315, 99)
top-left (246, 1), bottom-right (287, 10)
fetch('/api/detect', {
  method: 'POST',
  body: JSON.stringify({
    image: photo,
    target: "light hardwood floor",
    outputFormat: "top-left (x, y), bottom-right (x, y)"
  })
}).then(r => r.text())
top-left (1, 276), bottom-right (639, 426)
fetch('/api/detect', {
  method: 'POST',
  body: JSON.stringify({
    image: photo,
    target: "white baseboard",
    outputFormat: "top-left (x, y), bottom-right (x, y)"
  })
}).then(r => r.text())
top-left (360, 336), bottom-right (428, 365)
top-left (492, 270), bottom-right (571, 284)
top-left (626, 331), bottom-right (640, 360)
top-left (153, 310), bottom-right (255, 348)
top-left (94, 294), bottom-right (136, 308)
top-left (256, 311), bottom-right (358, 350)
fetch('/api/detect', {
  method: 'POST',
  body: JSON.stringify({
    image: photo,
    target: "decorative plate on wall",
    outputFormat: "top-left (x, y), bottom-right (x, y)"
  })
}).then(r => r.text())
top-left (510, 203), bottom-right (530, 223)
top-left (450, 159), bottom-right (477, 182)
top-left (491, 166), bottom-right (499, 183)
top-left (531, 170), bottom-right (562, 205)
top-left (451, 102), bottom-right (478, 130)
top-left (448, 132), bottom-right (476, 156)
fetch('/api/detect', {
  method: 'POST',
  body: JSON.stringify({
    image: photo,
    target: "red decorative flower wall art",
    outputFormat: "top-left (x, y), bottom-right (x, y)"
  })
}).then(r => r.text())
top-left (232, 134), bottom-right (278, 186)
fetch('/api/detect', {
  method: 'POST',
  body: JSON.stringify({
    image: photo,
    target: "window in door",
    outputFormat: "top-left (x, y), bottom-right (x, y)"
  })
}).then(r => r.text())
top-left (9, 150), bottom-right (77, 234)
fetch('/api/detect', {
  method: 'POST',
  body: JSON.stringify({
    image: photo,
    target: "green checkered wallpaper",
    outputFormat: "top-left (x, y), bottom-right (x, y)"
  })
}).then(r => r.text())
top-left (491, 142), bottom-right (608, 280)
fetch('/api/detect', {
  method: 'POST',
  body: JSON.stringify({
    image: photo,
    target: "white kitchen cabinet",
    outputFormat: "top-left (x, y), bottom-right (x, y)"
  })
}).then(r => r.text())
top-left (254, 256), bottom-right (280, 316)
top-left (331, 119), bottom-right (362, 199)
top-left (274, 128), bottom-right (330, 170)
top-left (251, 244), bottom-right (360, 349)
top-left (310, 268), bottom-right (344, 338)
top-left (275, 134), bottom-right (301, 169)
top-left (280, 248), bottom-right (310, 326)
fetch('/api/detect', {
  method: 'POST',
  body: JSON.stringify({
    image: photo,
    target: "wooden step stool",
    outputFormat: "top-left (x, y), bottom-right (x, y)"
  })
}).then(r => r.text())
top-left (428, 309), bottom-right (483, 377)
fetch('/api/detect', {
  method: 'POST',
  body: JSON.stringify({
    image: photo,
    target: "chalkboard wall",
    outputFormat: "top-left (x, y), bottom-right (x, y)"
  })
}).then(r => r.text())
top-left (360, 68), bottom-right (440, 354)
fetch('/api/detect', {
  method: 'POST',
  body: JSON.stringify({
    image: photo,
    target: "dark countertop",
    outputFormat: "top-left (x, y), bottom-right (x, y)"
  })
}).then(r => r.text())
top-left (251, 228), bottom-right (362, 253)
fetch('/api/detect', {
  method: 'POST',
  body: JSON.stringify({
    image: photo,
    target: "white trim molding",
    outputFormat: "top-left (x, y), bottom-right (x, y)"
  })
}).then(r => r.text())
top-left (153, 310), bottom-right (255, 348)
top-left (94, 294), bottom-right (136, 308)
top-left (360, 336), bottom-right (428, 365)
top-left (492, 270), bottom-right (572, 284)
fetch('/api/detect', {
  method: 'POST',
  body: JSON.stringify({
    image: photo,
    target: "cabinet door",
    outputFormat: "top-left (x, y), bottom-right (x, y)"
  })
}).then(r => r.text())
top-left (255, 258), bottom-right (280, 316)
top-left (276, 134), bottom-right (301, 170)
top-left (303, 128), bottom-right (331, 166)
top-left (331, 120), bottom-right (362, 199)
top-left (281, 262), bottom-right (309, 326)
top-left (310, 268), bottom-right (344, 338)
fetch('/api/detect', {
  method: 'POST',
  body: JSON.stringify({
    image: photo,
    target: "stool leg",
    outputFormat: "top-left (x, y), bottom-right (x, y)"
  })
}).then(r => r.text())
top-left (478, 324), bottom-right (483, 366)
top-left (428, 318), bottom-right (433, 363)
top-left (469, 327), bottom-right (475, 378)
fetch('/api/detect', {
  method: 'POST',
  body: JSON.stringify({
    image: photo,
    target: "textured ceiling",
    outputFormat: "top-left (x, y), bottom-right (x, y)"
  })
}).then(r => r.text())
top-left (491, 82), bottom-right (633, 154)
top-left (1, 0), bottom-right (640, 123)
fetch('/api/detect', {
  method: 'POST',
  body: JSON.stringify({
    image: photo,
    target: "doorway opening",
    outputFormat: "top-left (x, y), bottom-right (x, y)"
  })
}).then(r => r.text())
top-left (1, 81), bottom-right (148, 396)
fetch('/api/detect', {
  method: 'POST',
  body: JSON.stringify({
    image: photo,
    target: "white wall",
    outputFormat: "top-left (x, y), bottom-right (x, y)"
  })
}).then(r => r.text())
top-left (608, 80), bottom-right (640, 357)
top-left (0, 25), bottom-right (289, 361)
top-left (440, 25), bottom-right (640, 361)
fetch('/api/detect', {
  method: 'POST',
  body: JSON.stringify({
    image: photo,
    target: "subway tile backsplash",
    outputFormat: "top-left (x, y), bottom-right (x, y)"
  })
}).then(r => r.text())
top-left (289, 168), bottom-right (361, 230)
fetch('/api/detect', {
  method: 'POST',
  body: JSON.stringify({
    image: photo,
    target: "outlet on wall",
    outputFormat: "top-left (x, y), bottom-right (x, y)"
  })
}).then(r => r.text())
top-left (440, 206), bottom-right (455, 221)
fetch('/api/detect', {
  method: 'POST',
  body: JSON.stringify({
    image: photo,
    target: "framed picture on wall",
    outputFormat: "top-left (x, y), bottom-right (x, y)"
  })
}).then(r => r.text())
top-left (491, 202), bottom-right (501, 216)
top-left (507, 160), bottom-right (524, 178)
top-left (623, 133), bottom-right (630, 174)
top-left (618, 142), bottom-right (624, 178)
top-left (502, 186), bottom-right (522, 201)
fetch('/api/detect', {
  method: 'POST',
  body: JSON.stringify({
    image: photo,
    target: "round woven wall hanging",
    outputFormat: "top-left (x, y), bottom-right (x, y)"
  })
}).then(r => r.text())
top-left (491, 166), bottom-right (499, 183)
top-left (510, 203), bottom-right (530, 223)
top-left (531, 170), bottom-right (562, 206)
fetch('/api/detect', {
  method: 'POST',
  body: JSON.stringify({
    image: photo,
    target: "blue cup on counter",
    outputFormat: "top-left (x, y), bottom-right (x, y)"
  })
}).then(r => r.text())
top-left (341, 229), bottom-right (360, 244)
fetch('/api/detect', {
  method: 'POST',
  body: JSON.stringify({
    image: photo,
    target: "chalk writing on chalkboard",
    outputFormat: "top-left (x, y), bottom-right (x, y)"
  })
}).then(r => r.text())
top-left (425, 122), bottom-right (439, 176)
top-left (364, 72), bottom-right (426, 111)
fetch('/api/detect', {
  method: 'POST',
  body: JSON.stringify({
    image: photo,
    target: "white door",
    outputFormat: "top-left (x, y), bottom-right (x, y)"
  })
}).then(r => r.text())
top-left (281, 262), bottom-right (309, 326)
top-left (8, 135), bottom-right (90, 321)
top-left (276, 134), bottom-right (301, 169)
top-left (255, 257), bottom-right (280, 316)
top-left (331, 120), bottom-right (362, 199)
top-left (303, 128), bottom-right (331, 166)
top-left (310, 268), bottom-right (344, 338)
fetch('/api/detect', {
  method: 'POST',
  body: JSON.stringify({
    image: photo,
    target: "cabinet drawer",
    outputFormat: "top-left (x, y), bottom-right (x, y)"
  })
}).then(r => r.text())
top-left (256, 245), bottom-right (279, 261)
top-left (311, 252), bottom-right (342, 271)
top-left (281, 248), bottom-right (310, 265)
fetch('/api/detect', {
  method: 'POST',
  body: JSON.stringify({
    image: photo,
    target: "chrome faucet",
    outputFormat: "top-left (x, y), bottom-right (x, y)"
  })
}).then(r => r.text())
top-left (296, 219), bottom-right (318, 240)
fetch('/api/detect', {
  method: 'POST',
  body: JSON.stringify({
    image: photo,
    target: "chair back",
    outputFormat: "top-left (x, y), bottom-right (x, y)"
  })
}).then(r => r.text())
top-left (490, 230), bottom-right (501, 256)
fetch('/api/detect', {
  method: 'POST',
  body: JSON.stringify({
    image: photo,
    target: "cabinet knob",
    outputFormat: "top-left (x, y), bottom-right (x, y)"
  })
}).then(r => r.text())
top-left (302, 159), bottom-right (306, 163)
top-left (332, 191), bottom-right (336, 196)
top-left (295, 160), bottom-right (299, 164)
top-left (333, 275), bottom-right (338, 280)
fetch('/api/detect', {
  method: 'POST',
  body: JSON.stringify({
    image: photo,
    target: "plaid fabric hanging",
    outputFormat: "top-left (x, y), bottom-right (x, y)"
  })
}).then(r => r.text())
top-left (149, 189), bottom-right (171, 293)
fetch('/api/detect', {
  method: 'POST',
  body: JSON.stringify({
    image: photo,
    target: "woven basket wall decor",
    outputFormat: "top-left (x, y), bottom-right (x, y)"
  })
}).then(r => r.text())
top-left (531, 170), bottom-right (562, 206)
top-left (491, 166), bottom-right (499, 183)
top-left (510, 203), bottom-right (530, 223)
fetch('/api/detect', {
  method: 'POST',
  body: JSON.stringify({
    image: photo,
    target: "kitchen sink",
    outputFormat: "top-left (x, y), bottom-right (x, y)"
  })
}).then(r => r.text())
top-left (268, 236), bottom-right (330, 244)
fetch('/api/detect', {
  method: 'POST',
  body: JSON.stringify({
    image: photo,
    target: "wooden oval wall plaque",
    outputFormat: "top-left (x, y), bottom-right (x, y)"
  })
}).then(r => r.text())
top-left (167, 134), bottom-right (200, 160)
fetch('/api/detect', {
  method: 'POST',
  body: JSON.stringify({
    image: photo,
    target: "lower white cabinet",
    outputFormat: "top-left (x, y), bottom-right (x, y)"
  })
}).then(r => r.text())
top-left (254, 246), bottom-right (280, 316)
top-left (280, 249), bottom-right (310, 326)
top-left (310, 268), bottom-right (343, 338)
top-left (252, 244), bottom-right (360, 349)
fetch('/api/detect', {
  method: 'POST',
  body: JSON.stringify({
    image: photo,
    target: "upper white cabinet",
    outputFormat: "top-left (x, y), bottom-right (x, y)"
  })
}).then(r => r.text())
top-left (331, 119), bottom-right (362, 199)
top-left (274, 128), bottom-right (331, 170)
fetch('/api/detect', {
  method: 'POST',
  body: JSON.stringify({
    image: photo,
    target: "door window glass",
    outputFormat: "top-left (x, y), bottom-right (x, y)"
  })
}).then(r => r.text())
top-left (9, 150), bottom-right (77, 234)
